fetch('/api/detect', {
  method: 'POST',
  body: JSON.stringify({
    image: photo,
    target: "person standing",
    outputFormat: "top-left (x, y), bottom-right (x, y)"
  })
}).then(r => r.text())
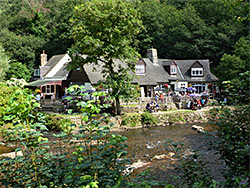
top-left (35, 93), bottom-right (41, 103)
top-left (148, 89), bottom-right (152, 97)
top-left (160, 93), bottom-right (164, 102)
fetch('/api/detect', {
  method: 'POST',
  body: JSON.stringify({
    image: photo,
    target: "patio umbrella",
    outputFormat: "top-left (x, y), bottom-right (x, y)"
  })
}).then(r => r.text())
top-left (83, 89), bottom-right (95, 94)
top-left (200, 92), bottom-right (209, 97)
top-left (186, 87), bottom-right (197, 91)
top-left (189, 93), bottom-right (201, 97)
top-left (175, 88), bottom-right (186, 92)
top-left (154, 87), bottom-right (166, 91)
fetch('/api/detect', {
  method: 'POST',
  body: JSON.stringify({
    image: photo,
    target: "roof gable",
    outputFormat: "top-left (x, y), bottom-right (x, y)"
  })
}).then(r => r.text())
top-left (191, 61), bottom-right (203, 69)
top-left (43, 54), bottom-right (71, 78)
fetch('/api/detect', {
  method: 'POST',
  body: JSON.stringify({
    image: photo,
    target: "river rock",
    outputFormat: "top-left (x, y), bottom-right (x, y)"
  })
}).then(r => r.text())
top-left (0, 151), bottom-right (23, 158)
top-left (124, 159), bottom-right (152, 174)
top-left (191, 125), bottom-right (204, 133)
top-left (152, 154), bottom-right (167, 160)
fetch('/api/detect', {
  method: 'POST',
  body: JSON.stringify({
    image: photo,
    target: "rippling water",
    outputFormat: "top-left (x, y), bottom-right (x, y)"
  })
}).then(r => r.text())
top-left (0, 123), bottom-right (225, 183)
top-left (113, 123), bottom-right (214, 162)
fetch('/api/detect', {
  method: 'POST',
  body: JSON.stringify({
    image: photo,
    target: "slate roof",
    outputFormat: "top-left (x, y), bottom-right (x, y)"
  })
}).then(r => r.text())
top-left (54, 63), bottom-right (70, 78)
top-left (175, 59), bottom-right (218, 82)
top-left (134, 58), bottom-right (169, 85)
top-left (83, 57), bottom-right (174, 85)
top-left (158, 59), bottom-right (186, 81)
top-left (35, 53), bottom-right (218, 86)
top-left (43, 54), bottom-right (66, 77)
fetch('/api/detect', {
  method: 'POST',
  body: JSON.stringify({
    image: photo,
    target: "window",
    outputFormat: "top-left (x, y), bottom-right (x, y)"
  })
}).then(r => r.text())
top-left (192, 84), bottom-right (206, 93)
top-left (170, 65), bottom-right (177, 74)
top-left (135, 64), bottom-right (145, 74)
top-left (34, 69), bottom-right (40, 76)
top-left (42, 85), bottom-right (55, 93)
top-left (191, 68), bottom-right (203, 76)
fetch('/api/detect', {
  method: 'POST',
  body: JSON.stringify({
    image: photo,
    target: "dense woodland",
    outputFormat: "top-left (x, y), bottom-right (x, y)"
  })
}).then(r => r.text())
top-left (0, 0), bottom-right (249, 84)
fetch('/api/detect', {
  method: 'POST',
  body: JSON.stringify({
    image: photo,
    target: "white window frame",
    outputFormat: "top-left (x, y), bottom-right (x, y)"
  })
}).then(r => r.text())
top-left (170, 65), bottom-right (177, 74)
top-left (135, 64), bottom-right (145, 74)
top-left (191, 68), bottom-right (203, 76)
top-left (192, 84), bottom-right (206, 93)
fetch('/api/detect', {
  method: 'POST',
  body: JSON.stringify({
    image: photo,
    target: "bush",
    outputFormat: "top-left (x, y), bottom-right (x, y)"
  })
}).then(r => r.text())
top-left (44, 113), bottom-right (73, 132)
top-left (141, 112), bottom-right (158, 127)
top-left (210, 105), bottom-right (250, 187)
top-left (0, 86), bottom-right (130, 187)
top-left (121, 114), bottom-right (140, 127)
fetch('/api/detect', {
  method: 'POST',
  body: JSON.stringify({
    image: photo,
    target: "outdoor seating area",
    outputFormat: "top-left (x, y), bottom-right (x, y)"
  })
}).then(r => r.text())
top-left (146, 101), bottom-right (160, 113)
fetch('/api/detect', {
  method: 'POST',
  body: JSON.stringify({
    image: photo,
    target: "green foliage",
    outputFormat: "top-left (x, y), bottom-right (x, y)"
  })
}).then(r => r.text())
top-left (0, 83), bottom-right (34, 127)
top-left (70, 0), bottom-right (142, 115)
top-left (216, 36), bottom-right (250, 82)
top-left (137, 0), bottom-right (248, 66)
top-left (6, 61), bottom-right (32, 81)
top-left (126, 169), bottom-right (167, 187)
top-left (0, 45), bottom-right (10, 81)
top-left (141, 112), bottom-right (158, 126)
top-left (44, 113), bottom-right (74, 132)
top-left (121, 114), bottom-right (140, 127)
top-left (0, 28), bottom-right (46, 69)
top-left (210, 105), bottom-right (250, 187)
top-left (0, 85), bottom-right (130, 187)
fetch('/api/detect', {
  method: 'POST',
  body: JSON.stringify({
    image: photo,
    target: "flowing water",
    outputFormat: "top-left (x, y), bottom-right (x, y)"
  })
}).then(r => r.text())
top-left (0, 123), bottom-right (225, 183)
top-left (113, 123), bottom-right (225, 183)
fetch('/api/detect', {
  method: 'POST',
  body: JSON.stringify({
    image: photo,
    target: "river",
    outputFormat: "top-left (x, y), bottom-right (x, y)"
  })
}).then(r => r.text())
top-left (113, 123), bottom-right (225, 183)
top-left (0, 122), bottom-right (225, 183)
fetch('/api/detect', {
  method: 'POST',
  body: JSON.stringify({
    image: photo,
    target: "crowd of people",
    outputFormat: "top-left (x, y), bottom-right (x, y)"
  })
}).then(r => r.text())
top-left (146, 100), bottom-right (160, 113)
top-left (187, 97), bottom-right (209, 110)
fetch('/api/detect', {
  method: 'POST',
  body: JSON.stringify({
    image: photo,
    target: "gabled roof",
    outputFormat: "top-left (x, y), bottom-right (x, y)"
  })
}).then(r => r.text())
top-left (159, 59), bottom-right (185, 81)
top-left (139, 58), bottom-right (169, 85)
top-left (33, 52), bottom-right (218, 87)
top-left (43, 54), bottom-right (71, 78)
top-left (174, 60), bottom-right (218, 82)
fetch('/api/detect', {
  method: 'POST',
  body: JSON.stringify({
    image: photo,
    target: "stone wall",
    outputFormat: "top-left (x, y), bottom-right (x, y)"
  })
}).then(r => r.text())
top-left (67, 109), bottom-right (211, 131)
top-left (121, 102), bottom-right (178, 113)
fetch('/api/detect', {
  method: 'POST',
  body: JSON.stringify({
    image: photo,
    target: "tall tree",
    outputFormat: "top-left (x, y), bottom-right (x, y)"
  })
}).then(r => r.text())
top-left (0, 46), bottom-right (10, 81)
top-left (216, 36), bottom-right (250, 82)
top-left (6, 62), bottom-right (31, 81)
top-left (70, 0), bottom-right (142, 115)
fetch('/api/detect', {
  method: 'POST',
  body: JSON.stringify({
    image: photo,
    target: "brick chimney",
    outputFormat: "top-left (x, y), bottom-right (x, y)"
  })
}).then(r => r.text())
top-left (41, 50), bottom-right (47, 66)
top-left (147, 47), bottom-right (158, 64)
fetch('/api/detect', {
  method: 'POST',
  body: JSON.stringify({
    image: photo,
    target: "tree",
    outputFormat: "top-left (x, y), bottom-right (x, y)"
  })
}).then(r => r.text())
top-left (6, 62), bottom-right (32, 81)
top-left (70, 0), bottom-right (142, 115)
top-left (0, 45), bottom-right (10, 81)
top-left (216, 36), bottom-right (250, 82)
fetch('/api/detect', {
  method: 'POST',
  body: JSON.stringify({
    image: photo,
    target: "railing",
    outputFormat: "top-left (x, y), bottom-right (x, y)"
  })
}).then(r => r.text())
top-left (41, 95), bottom-right (207, 107)
top-left (41, 99), bottom-right (62, 107)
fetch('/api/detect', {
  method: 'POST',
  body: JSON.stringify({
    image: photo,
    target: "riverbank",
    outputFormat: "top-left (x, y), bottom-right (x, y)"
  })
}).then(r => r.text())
top-left (66, 106), bottom-right (214, 132)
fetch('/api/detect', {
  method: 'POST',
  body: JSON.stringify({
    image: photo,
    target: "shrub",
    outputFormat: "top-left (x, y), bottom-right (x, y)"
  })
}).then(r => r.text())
top-left (121, 114), bottom-right (140, 127)
top-left (44, 113), bottom-right (73, 132)
top-left (141, 112), bottom-right (158, 127)
top-left (0, 86), bottom-right (130, 187)
top-left (210, 105), bottom-right (250, 187)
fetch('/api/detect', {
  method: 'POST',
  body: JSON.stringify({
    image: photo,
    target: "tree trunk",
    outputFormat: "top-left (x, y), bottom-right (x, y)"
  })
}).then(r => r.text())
top-left (116, 97), bottom-right (121, 115)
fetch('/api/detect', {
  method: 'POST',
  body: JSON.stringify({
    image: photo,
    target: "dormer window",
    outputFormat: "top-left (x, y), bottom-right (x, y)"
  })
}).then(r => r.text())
top-left (135, 64), bottom-right (145, 75)
top-left (170, 65), bottom-right (177, 74)
top-left (191, 68), bottom-right (203, 76)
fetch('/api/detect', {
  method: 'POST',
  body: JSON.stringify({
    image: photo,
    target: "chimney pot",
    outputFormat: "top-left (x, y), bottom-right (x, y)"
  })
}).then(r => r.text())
top-left (41, 50), bottom-right (47, 66)
top-left (147, 48), bottom-right (158, 64)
